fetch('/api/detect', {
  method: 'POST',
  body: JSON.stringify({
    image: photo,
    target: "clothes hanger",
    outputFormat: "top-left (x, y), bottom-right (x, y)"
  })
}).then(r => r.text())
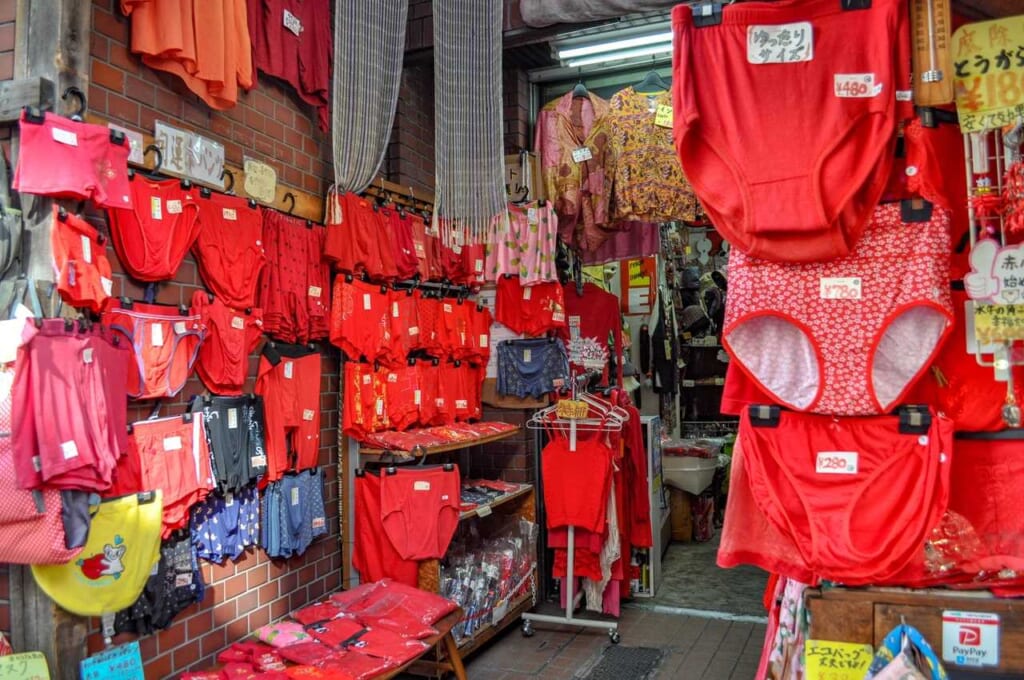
top-left (633, 67), bottom-right (670, 94)
top-left (571, 68), bottom-right (589, 98)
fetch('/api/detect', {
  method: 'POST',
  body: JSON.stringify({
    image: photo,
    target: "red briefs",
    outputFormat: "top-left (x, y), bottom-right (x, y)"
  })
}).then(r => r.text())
top-left (192, 290), bottom-right (263, 396)
top-left (259, 209), bottom-right (330, 344)
top-left (51, 207), bottom-right (114, 313)
top-left (382, 365), bottom-right (420, 431)
top-left (108, 414), bottom-right (214, 538)
top-left (387, 210), bottom-right (420, 281)
top-left (671, 0), bottom-right (910, 262)
top-left (495, 277), bottom-right (567, 337)
top-left (541, 426), bottom-right (613, 533)
top-left (411, 293), bottom-right (443, 355)
top-left (106, 176), bottom-right (202, 281)
top-left (325, 193), bottom-right (389, 277)
top-left (379, 466), bottom-right (461, 561)
top-left (13, 110), bottom-right (132, 209)
top-left (255, 343), bottom-right (321, 484)
top-left (329, 278), bottom-right (391, 363)
top-left (728, 408), bottom-right (952, 584)
top-left (105, 300), bottom-right (205, 400)
top-left (193, 193), bottom-right (266, 309)
top-left (384, 289), bottom-right (419, 366)
top-left (352, 472), bottom-right (419, 587)
top-left (12, 319), bottom-right (129, 492)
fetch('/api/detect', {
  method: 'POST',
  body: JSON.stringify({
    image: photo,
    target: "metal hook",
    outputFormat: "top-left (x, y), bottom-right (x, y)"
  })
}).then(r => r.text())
top-left (283, 192), bottom-right (296, 215)
top-left (61, 86), bottom-right (86, 121)
top-left (143, 144), bottom-right (162, 172)
top-left (221, 168), bottom-right (235, 194)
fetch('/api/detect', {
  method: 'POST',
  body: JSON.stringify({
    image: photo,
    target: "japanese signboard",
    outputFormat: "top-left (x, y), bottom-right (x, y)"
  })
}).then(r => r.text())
top-left (804, 640), bottom-right (874, 680)
top-left (942, 611), bottom-right (1000, 667)
top-left (154, 121), bottom-right (225, 188)
top-left (953, 15), bottom-right (1024, 132)
top-left (972, 303), bottom-right (1024, 344)
top-left (965, 238), bottom-right (1024, 343)
top-left (0, 652), bottom-right (49, 680)
top-left (79, 641), bottom-right (144, 680)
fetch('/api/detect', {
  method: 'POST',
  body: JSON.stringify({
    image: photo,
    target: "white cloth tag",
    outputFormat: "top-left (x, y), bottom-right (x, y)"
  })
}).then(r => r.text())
top-left (414, 390), bottom-right (422, 405)
top-left (308, 286), bottom-right (322, 298)
top-left (552, 311), bottom-right (565, 322)
top-left (414, 481), bottom-right (431, 491)
top-left (151, 197), bottom-right (163, 220)
top-left (82, 348), bottom-right (94, 364)
top-left (896, 90), bottom-right (913, 102)
top-left (284, 361), bottom-right (294, 379)
top-left (173, 321), bottom-right (187, 335)
top-left (283, 8), bottom-right (303, 35)
top-left (60, 440), bottom-right (79, 460)
top-left (362, 374), bottom-right (371, 385)
top-left (151, 323), bottom-right (165, 347)
top-left (222, 208), bottom-right (237, 221)
top-left (819, 277), bottom-right (862, 300)
top-left (523, 287), bottom-right (532, 301)
top-left (81, 235), bottom-right (93, 264)
top-left (167, 199), bottom-right (183, 215)
top-left (834, 73), bottom-right (882, 98)
top-left (163, 436), bottom-right (183, 451)
top-left (747, 22), bottom-right (813, 64)
top-left (52, 127), bottom-right (79, 146)
top-left (392, 302), bottom-right (400, 318)
top-left (816, 451), bottom-right (859, 474)
top-left (480, 334), bottom-right (489, 348)
top-left (387, 372), bottom-right (398, 383)
top-left (474, 258), bottom-right (484, 273)
top-left (100, 277), bottom-right (113, 296)
top-left (231, 316), bottom-right (245, 330)
top-left (228, 408), bottom-right (238, 429)
top-left (571, 147), bottom-right (592, 163)
top-left (302, 409), bottom-right (315, 421)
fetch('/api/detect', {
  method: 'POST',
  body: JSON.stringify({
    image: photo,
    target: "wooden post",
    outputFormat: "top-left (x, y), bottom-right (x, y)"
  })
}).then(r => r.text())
top-left (8, 1), bottom-right (94, 677)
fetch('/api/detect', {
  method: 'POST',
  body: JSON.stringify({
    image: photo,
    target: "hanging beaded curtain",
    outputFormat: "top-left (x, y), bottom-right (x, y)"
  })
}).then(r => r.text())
top-left (331, 0), bottom-right (409, 193)
top-left (432, 0), bottom-right (508, 245)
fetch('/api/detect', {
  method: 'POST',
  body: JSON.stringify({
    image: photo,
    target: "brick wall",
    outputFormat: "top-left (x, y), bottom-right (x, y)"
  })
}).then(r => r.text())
top-left (503, 67), bottom-right (531, 154)
top-left (385, 65), bottom-right (436, 195)
top-left (479, 408), bottom-right (537, 485)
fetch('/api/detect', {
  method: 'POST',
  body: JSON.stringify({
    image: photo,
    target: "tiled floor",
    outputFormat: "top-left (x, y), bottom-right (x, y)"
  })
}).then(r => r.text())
top-left (461, 604), bottom-right (766, 679)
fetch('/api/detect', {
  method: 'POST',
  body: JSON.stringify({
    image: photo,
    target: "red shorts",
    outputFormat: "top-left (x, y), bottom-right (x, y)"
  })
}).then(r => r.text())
top-left (112, 414), bottom-right (214, 538)
top-left (51, 207), bottom-right (114, 313)
top-left (496, 277), bottom-right (566, 336)
top-left (13, 111), bottom-right (132, 209)
top-left (106, 176), bottom-right (202, 282)
top-left (255, 344), bottom-right (321, 484)
top-left (734, 408), bottom-right (952, 583)
top-left (343, 362), bottom-right (372, 440)
top-left (383, 365), bottom-right (420, 431)
top-left (353, 472), bottom-right (420, 586)
top-left (541, 432), bottom-right (612, 533)
top-left (410, 293), bottom-right (443, 355)
top-left (406, 213), bottom-right (433, 281)
top-left (672, 0), bottom-right (910, 262)
top-left (373, 207), bottom-right (400, 281)
top-left (437, 299), bottom-right (471, 360)
top-left (105, 300), bottom-right (204, 400)
top-left (329, 278), bottom-right (391, 362)
top-left (192, 291), bottom-right (263, 396)
top-left (459, 243), bottom-right (486, 287)
top-left (415, 361), bottom-right (441, 427)
top-left (12, 319), bottom-right (129, 491)
top-left (380, 466), bottom-right (461, 560)
top-left (259, 209), bottom-right (330, 344)
top-left (384, 289), bottom-right (419, 367)
top-left (343, 361), bottom-right (392, 439)
top-left (388, 210), bottom-right (420, 281)
top-left (193, 193), bottom-right (266, 309)
top-left (325, 192), bottom-right (384, 276)
top-left (464, 305), bottom-right (492, 364)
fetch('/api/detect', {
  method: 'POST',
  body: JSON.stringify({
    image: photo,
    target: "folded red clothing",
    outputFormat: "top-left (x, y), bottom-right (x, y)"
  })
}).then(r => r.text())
top-left (220, 662), bottom-right (258, 679)
top-left (278, 641), bottom-right (334, 666)
top-left (284, 667), bottom-right (345, 680)
top-left (316, 651), bottom-right (397, 680)
top-left (345, 627), bottom-right (429, 665)
top-left (307, 616), bottom-right (365, 648)
top-left (251, 672), bottom-right (290, 680)
top-left (293, 601), bottom-right (347, 626)
top-left (179, 673), bottom-right (221, 680)
top-left (346, 579), bottom-right (459, 626)
top-left (329, 582), bottom-right (384, 611)
top-left (353, 598), bottom-right (439, 639)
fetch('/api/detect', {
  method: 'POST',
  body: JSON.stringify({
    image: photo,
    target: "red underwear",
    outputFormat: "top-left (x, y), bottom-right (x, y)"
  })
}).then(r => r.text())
top-left (192, 291), bottom-right (263, 396)
top-left (51, 207), bottom-right (114, 313)
top-left (352, 472), bottom-right (419, 587)
top-left (193, 193), bottom-right (266, 310)
top-left (329, 278), bottom-right (391, 363)
top-left (724, 203), bottom-right (953, 416)
top-left (379, 466), bottom-right (461, 561)
top-left (672, 0), bottom-right (910, 262)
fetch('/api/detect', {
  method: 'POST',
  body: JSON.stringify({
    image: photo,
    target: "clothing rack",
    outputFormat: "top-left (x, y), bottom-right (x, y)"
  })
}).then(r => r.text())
top-left (521, 379), bottom-right (627, 644)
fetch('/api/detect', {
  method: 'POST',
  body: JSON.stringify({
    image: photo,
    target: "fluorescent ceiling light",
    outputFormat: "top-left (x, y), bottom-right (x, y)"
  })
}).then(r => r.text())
top-left (566, 42), bottom-right (673, 68)
top-left (558, 31), bottom-right (673, 60)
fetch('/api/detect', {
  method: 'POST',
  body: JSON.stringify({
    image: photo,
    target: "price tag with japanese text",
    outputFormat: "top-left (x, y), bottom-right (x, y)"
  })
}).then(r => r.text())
top-left (747, 22), bottom-right (813, 64)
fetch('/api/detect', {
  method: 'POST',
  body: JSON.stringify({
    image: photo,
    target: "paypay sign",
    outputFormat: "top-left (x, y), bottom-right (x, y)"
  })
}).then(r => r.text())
top-left (942, 611), bottom-right (999, 668)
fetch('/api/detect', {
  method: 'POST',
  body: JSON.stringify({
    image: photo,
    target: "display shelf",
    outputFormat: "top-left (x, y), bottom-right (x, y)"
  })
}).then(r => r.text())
top-left (459, 484), bottom-right (533, 521)
top-left (357, 426), bottom-right (520, 458)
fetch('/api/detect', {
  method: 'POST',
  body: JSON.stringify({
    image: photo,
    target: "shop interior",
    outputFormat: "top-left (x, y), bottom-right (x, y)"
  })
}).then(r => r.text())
top-left (0, 0), bottom-right (1023, 679)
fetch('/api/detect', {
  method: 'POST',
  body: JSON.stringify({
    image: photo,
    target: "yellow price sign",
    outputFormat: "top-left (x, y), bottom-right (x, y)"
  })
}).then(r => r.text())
top-left (973, 303), bottom-right (1024, 344)
top-left (654, 104), bottom-right (674, 128)
top-left (804, 640), bottom-right (874, 680)
top-left (0, 652), bottom-right (50, 680)
top-left (953, 15), bottom-right (1024, 132)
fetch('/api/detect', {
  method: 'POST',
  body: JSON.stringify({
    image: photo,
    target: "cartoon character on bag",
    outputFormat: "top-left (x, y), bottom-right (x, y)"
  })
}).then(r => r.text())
top-left (76, 535), bottom-right (126, 580)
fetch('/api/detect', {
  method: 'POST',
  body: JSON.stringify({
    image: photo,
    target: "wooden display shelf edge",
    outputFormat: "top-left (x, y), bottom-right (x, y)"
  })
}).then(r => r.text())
top-left (358, 427), bottom-right (520, 458)
top-left (460, 485), bottom-right (533, 521)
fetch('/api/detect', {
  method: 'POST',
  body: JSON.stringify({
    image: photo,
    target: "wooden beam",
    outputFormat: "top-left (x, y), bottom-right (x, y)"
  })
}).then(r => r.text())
top-left (0, 76), bottom-right (55, 122)
top-left (8, 1), bottom-right (93, 676)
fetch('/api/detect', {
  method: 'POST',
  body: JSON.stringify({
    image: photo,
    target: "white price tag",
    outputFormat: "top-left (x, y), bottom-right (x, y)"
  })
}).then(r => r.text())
top-left (392, 302), bottom-right (400, 318)
top-left (222, 208), bottom-right (237, 221)
top-left (173, 321), bottom-right (187, 335)
top-left (477, 504), bottom-right (493, 518)
top-left (100, 277), bottom-right (113, 296)
top-left (522, 287), bottom-right (532, 301)
top-left (523, 349), bottom-right (532, 362)
top-left (291, 487), bottom-right (300, 506)
top-left (571, 147), bottom-right (592, 163)
top-left (82, 348), bottom-right (94, 364)
top-left (151, 323), bottom-right (165, 347)
top-left (60, 441), bottom-right (79, 460)
top-left (151, 197), bottom-right (163, 220)
top-left (387, 372), bottom-right (398, 383)
top-left (747, 22), bottom-right (813, 64)
top-left (251, 454), bottom-right (266, 468)
top-left (479, 334), bottom-right (489, 348)
top-left (443, 303), bottom-right (453, 313)
top-left (225, 492), bottom-right (234, 507)
top-left (363, 293), bottom-right (372, 311)
top-left (81, 235), bottom-right (93, 264)
top-left (362, 374), bottom-right (372, 385)
top-left (163, 436), bottom-right (183, 452)
top-left (312, 517), bottom-right (325, 529)
top-left (552, 311), bottom-right (565, 323)
top-left (527, 207), bottom-right (538, 224)
top-left (52, 127), bottom-right (78, 146)
top-left (32, 455), bottom-right (41, 472)
top-left (409, 326), bottom-right (420, 336)
top-left (455, 399), bottom-right (468, 410)
top-left (375, 399), bottom-right (384, 416)
top-left (414, 390), bottom-right (422, 405)
top-left (815, 451), bottom-right (859, 475)
top-left (819, 277), bottom-right (862, 300)
top-left (227, 408), bottom-right (238, 429)
top-left (308, 286), bottom-right (322, 298)
top-left (413, 481), bottom-right (431, 491)
top-left (283, 8), bottom-right (303, 35)
top-left (834, 73), bottom-right (882, 98)
top-left (474, 258), bottom-right (484, 273)
top-left (231, 316), bottom-right (245, 330)
top-left (302, 409), bottom-right (315, 421)
top-left (284, 361), bottom-right (294, 379)
top-left (167, 199), bottom-right (183, 215)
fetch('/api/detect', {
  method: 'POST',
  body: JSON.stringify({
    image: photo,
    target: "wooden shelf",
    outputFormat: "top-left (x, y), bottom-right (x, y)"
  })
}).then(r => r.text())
top-left (460, 485), bottom-right (533, 521)
top-left (358, 427), bottom-right (520, 458)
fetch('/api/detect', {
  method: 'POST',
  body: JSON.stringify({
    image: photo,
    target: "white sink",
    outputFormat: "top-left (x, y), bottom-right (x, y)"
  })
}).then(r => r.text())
top-left (663, 456), bottom-right (718, 495)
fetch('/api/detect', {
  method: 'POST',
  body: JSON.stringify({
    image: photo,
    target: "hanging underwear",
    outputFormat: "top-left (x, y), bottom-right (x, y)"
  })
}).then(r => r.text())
top-left (192, 291), bottom-right (263, 396)
top-left (352, 472), bottom-right (420, 587)
top-left (329, 278), bottom-right (391, 363)
top-left (671, 0), bottom-right (910, 262)
top-left (191, 394), bottom-right (268, 490)
top-left (496, 338), bottom-right (569, 399)
top-left (255, 343), bottom-right (321, 484)
top-left (51, 207), bottom-right (114, 313)
top-left (723, 203), bottom-right (953, 416)
top-left (106, 176), bottom-right (202, 282)
top-left (192, 193), bottom-right (266, 310)
top-left (379, 465), bottom-right (461, 561)
top-left (736, 408), bottom-right (952, 583)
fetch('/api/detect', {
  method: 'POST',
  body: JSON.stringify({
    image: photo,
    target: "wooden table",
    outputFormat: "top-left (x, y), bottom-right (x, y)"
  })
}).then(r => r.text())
top-left (379, 608), bottom-right (467, 680)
